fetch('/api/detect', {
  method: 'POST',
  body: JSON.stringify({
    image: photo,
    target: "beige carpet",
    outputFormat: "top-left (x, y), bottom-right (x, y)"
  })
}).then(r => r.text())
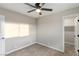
top-left (6, 43), bottom-right (76, 56)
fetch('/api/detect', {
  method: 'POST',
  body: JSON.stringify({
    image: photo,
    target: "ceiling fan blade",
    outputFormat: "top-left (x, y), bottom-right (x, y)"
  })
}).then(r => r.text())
top-left (41, 3), bottom-right (45, 7)
top-left (24, 3), bottom-right (36, 8)
top-left (41, 8), bottom-right (52, 11)
top-left (27, 9), bottom-right (36, 13)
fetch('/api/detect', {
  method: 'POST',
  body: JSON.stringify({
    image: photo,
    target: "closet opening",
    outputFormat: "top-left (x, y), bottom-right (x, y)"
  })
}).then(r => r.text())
top-left (63, 16), bottom-right (77, 55)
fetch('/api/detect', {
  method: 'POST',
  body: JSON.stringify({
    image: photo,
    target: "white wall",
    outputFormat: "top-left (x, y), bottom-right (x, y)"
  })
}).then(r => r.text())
top-left (0, 8), bottom-right (36, 54)
top-left (64, 17), bottom-right (75, 26)
top-left (37, 7), bottom-right (79, 52)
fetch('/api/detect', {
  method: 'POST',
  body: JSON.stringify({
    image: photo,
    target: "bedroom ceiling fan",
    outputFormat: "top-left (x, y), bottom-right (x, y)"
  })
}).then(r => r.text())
top-left (24, 3), bottom-right (53, 15)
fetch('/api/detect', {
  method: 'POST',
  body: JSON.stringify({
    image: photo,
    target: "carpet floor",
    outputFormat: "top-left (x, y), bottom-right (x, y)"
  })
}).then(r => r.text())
top-left (7, 43), bottom-right (76, 56)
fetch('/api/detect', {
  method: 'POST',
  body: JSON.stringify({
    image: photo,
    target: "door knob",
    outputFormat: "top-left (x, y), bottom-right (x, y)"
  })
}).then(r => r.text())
top-left (2, 37), bottom-right (5, 39)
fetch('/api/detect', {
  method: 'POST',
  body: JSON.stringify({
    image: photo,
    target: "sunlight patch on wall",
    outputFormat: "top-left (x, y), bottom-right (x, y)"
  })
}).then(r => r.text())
top-left (4, 22), bottom-right (29, 38)
top-left (19, 24), bottom-right (29, 37)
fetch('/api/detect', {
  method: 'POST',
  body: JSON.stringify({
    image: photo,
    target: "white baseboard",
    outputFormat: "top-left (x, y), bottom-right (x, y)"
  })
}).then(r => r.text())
top-left (5, 42), bottom-right (64, 55)
top-left (36, 42), bottom-right (64, 52)
top-left (5, 42), bottom-right (36, 55)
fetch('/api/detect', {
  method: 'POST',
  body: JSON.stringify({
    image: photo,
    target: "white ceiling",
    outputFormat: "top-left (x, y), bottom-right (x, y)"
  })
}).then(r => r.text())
top-left (0, 3), bottom-right (79, 18)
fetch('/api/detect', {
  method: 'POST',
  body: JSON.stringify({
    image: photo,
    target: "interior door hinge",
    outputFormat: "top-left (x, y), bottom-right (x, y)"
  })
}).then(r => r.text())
top-left (77, 35), bottom-right (79, 37)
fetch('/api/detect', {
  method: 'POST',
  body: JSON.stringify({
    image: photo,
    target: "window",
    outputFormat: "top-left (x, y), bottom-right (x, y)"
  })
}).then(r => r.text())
top-left (5, 22), bottom-right (29, 38)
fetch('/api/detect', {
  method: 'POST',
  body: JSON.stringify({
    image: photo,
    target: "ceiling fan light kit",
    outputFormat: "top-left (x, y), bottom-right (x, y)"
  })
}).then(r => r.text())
top-left (36, 9), bottom-right (41, 13)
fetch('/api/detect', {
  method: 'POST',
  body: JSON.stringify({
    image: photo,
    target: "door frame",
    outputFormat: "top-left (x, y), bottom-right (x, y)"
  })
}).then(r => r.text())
top-left (75, 17), bottom-right (79, 55)
top-left (62, 13), bottom-right (79, 56)
top-left (0, 15), bottom-right (5, 56)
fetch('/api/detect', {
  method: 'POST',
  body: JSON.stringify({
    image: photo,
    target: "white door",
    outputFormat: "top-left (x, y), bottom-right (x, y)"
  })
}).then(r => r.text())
top-left (0, 15), bottom-right (5, 56)
top-left (75, 17), bottom-right (79, 55)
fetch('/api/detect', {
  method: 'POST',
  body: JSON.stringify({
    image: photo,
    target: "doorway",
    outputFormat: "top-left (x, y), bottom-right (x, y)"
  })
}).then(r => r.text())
top-left (0, 15), bottom-right (5, 56)
top-left (63, 14), bottom-right (79, 56)
top-left (64, 16), bottom-right (76, 55)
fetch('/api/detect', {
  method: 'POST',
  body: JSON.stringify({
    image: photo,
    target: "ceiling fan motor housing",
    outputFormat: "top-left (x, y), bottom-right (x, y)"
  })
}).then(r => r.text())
top-left (35, 3), bottom-right (41, 9)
